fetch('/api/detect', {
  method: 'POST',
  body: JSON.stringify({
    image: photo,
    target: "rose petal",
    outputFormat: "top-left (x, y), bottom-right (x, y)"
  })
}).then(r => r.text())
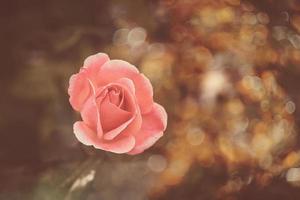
top-left (94, 135), bottom-right (136, 154)
top-left (100, 95), bottom-right (132, 134)
top-left (68, 74), bottom-right (91, 111)
top-left (129, 131), bottom-right (163, 155)
top-left (73, 121), bottom-right (96, 146)
top-left (119, 110), bottom-right (142, 138)
top-left (114, 78), bottom-right (136, 95)
top-left (74, 121), bottom-right (136, 154)
top-left (81, 94), bottom-right (105, 137)
top-left (68, 53), bottom-right (109, 111)
top-left (99, 60), bottom-right (139, 86)
top-left (128, 103), bottom-right (167, 155)
top-left (103, 117), bottom-right (134, 140)
top-left (138, 103), bottom-right (167, 131)
top-left (132, 73), bottom-right (154, 113)
top-left (83, 53), bottom-right (109, 79)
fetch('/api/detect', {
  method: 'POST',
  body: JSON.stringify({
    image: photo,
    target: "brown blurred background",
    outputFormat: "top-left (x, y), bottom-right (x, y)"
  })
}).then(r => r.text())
top-left (1, 0), bottom-right (300, 199)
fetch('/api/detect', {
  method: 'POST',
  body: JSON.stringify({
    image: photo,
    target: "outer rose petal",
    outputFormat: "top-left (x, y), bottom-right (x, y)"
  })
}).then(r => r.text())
top-left (99, 60), bottom-right (139, 85)
top-left (74, 121), bottom-right (136, 154)
top-left (74, 121), bottom-right (96, 146)
top-left (99, 60), bottom-right (154, 113)
top-left (83, 53), bottom-right (109, 69)
top-left (128, 103), bottom-right (167, 155)
top-left (68, 53), bottom-right (109, 111)
top-left (94, 135), bottom-right (136, 154)
top-left (81, 94), bottom-right (105, 137)
top-left (68, 74), bottom-right (91, 111)
top-left (129, 131), bottom-right (163, 155)
top-left (83, 53), bottom-right (110, 83)
top-left (132, 73), bottom-right (154, 114)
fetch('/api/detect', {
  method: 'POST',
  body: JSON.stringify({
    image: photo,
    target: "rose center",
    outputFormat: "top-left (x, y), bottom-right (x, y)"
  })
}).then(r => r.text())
top-left (107, 87), bottom-right (124, 107)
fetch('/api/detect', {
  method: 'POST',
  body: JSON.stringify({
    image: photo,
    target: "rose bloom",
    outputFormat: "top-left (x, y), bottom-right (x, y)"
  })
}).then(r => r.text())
top-left (68, 53), bottom-right (167, 154)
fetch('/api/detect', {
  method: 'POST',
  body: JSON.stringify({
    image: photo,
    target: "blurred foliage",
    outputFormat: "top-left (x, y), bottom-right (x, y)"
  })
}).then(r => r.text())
top-left (2, 0), bottom-right (300, 200)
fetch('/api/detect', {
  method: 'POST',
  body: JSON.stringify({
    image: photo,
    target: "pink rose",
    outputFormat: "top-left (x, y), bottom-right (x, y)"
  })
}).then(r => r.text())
top-left (68, 53), bottom-right (167, 154)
